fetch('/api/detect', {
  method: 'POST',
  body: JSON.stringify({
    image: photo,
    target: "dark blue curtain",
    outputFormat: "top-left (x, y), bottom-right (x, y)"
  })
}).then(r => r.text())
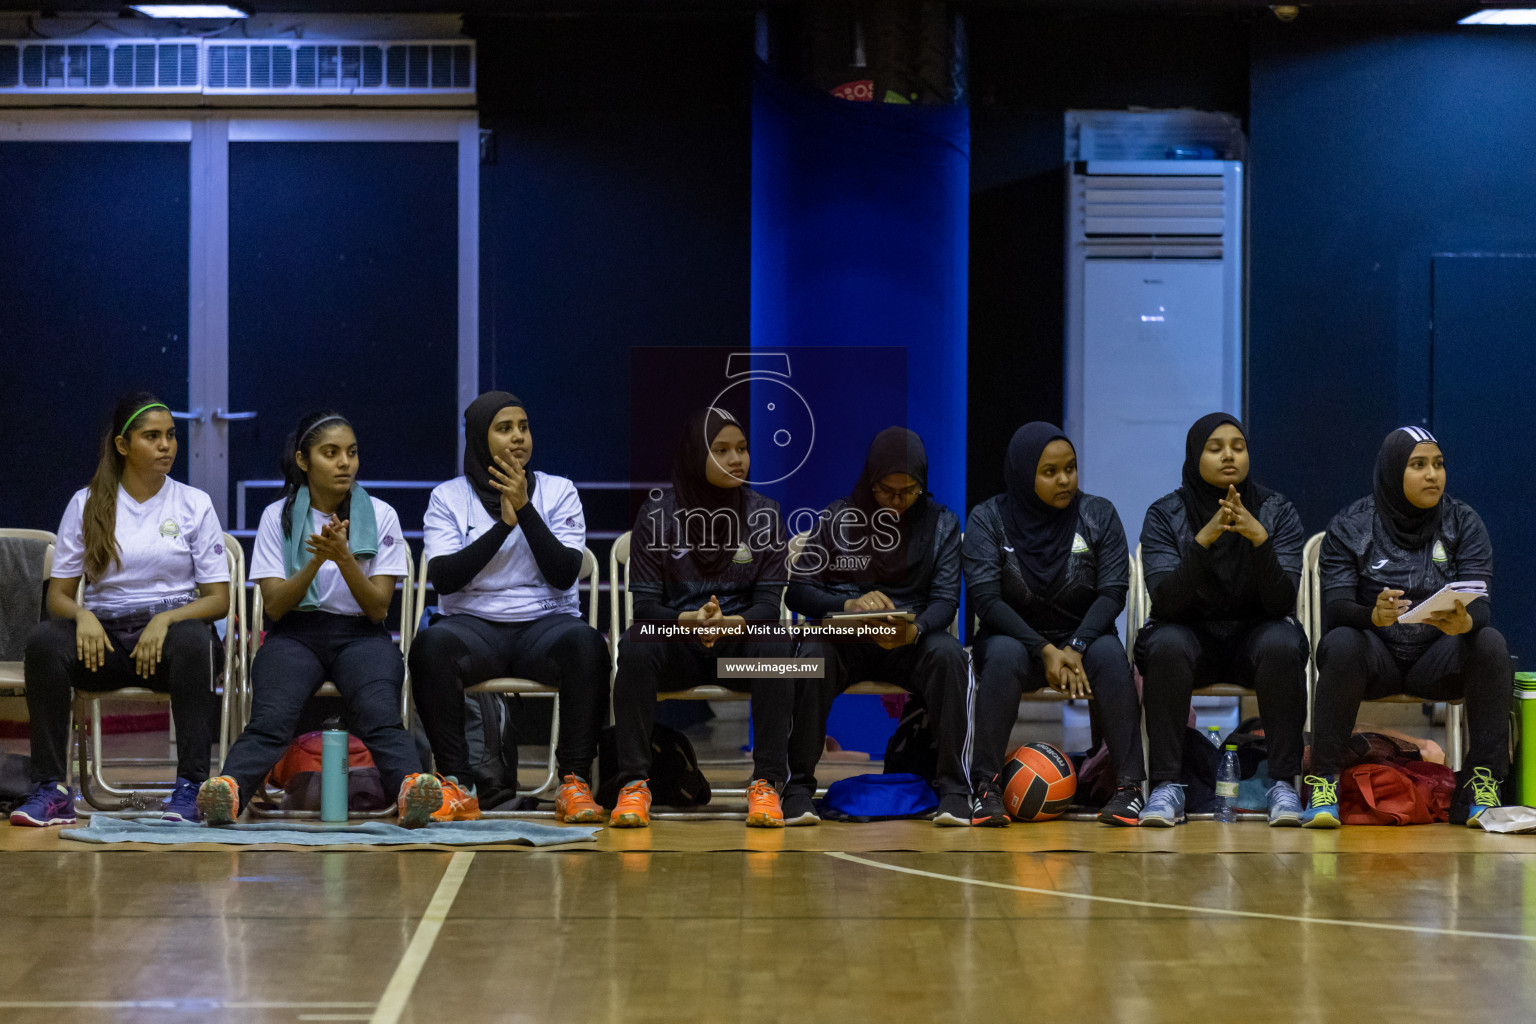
top-left (749, 61), bottom-right (969, 521)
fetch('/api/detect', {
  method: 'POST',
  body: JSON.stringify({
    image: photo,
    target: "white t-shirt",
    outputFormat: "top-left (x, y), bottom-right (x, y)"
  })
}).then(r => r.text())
top-left (423, 473), bottom-right (585, 622)
top-left (53, 479), bottom-right (230, 616)
top-left (249, 496), bottom-right (409, 617)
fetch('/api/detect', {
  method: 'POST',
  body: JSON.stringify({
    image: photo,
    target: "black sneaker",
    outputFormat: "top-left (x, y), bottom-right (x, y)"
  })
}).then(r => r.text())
top-left (970, 781), bottom-right (1010, 827)
top-left (781, 787), bottom-right (821, 826)
top-left (1097, 785), bottom-right (1145, 826)
top-left (933, 793), bottom-right (971, 827)
top-left (1449, 767), bottom-right (1502, 827)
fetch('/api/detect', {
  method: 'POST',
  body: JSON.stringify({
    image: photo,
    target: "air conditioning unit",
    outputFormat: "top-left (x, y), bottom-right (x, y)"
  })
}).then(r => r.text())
top-left (0, 38), bottom-right (473, 99)
top-left (0, 40), bottom-right (201, 93)
top-left (204, 40), bottom-right (473, 94)
top-left (1063, 110), bottom-right (1246, 541)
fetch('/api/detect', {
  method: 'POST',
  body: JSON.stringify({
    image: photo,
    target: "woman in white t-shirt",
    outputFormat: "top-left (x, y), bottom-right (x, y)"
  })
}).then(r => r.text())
top-left (11, 393), bottom-right (231, 828)
top-left (408, 391), bottom-right (611, 825)
top-left (195, 411), bottom-right (434, 827)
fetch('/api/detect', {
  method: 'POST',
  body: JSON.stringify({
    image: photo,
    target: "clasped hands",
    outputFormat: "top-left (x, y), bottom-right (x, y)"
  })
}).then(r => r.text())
top-left (1196, 485), bottom-right (1269, 548)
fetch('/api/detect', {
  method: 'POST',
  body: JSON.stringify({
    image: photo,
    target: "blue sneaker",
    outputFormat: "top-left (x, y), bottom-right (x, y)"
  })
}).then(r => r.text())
top-left (161, 777), bottom-right (202, 822)
top-left (1138, 782), bottom-right (1186, 827)
top-left (1461, 767), bottom-right (1502, 830)
top-left (9, 780), bottom-right (76, 827)
top-left (1301, 774), bottom-right (1341, 829)
top-left (1267, 780), bottom-right (1302, 827)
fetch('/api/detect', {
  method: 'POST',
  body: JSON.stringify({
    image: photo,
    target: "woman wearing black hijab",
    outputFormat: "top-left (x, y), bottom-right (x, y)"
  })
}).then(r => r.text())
top-left (1135, 413), bottom-right (1308, 827)
top-left (963, 423), bottom-right (1145, 826)
top-left (610, 407), bottom-right (795, 829)
top-left (784, 427), bottom-right (967, 825)
top-left (1306, 427), bottom-right (1508, 829)
top-left (407, 392), bottom-right (611, 826)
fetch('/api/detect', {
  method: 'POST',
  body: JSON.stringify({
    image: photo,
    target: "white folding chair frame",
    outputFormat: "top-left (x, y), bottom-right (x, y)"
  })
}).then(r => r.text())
top-left (73, 532), bottom-right (245, 811)
top-left (418, 545), bottom-right (601, 805)
top-left (1301, 531), bottom-right (1465, 770)
top-left (0, 529), bottom-right (56, 698)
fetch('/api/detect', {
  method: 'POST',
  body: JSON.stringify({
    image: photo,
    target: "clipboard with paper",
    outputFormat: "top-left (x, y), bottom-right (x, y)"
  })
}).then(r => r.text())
top-left (1397, 581), bottom-right (1488, 624)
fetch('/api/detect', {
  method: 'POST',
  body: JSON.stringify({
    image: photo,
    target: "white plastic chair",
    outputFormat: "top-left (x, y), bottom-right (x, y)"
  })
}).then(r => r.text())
top-left (1301, 531), bottom-right (1464, 770)
top-left (417, 544), bottom-right (601, 802)
top-left (73, 533), bottom-right (245, 810)
top-left (0, 529), bottom-right (57, 698)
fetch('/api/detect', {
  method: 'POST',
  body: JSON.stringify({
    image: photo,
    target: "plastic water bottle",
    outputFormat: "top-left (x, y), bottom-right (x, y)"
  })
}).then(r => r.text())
top-left (1214, 743), bottom-right (1240, 823)
top-left (1206, 725), bottom-right (1222, 747)
top-left (321, 716), bottom-right (348, 823)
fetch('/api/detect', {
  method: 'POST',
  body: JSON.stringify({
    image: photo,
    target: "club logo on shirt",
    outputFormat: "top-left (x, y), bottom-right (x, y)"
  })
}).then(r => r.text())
top-left (1432, 540), bottom-right (1448, 564)
top-left (1071, 533), bottom-right (1090, 554)
top-left (383, 534), bottom-right (395, 547)
top-left (732, 542), bottom-right (753, 565)
top-left (158, 519), bottom-right (181, 539)
top-left (214, 543), bottom-right (224, 555)
top-left (565, 516), bottom-right (576, 528)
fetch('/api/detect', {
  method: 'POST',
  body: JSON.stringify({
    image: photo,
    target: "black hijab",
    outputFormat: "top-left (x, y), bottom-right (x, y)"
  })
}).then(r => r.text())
top-left (840, 427), bottom-right (938, 586)
top-left (1177, 412), bottom-right (1274, 587)
top-left (1177, 412), bottom-right (1273, 532)
top-left (671, 407), bottom-right (747, 570)
top-left (1001, 423), bottom-right (1082, 594)
top-left (1373, 426), bottom-right (1443, 551)
top-left (463, 390), bottom-right (533, 519)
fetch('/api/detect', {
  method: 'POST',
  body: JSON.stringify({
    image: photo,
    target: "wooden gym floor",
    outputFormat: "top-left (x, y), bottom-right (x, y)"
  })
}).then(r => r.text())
top-left (3, 707), bottom-right (1529, 1023)
top-left (1, 818), bottom-right (1534, 1024)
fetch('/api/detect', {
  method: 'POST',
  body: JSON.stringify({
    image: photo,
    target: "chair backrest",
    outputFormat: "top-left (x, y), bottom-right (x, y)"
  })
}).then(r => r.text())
top-left (412, 542), bottom-right (599, 644)
top-left (220, 532), bottom-right (245, 688)
top-left (0, 530), bottom-right (56, 661)
top-left (1301, 530), bottom-right (1326, 673)
top-left (609, 530), bottom-right (633, 643)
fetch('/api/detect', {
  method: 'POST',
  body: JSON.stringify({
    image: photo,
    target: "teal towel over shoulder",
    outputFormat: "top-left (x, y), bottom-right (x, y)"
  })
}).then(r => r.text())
top-left (283, 485), bottom-right (379, 611)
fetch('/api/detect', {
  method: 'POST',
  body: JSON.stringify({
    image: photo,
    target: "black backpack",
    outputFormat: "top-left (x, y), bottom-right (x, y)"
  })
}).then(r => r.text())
top-left (596, 723), bottom-right (712, 808)
top-left (883, 696), bottom-right (938, 783)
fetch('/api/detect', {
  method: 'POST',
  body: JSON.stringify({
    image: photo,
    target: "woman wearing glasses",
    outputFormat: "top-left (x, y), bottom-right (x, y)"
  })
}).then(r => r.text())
top-left (784, 427), bottom-right (967, 825)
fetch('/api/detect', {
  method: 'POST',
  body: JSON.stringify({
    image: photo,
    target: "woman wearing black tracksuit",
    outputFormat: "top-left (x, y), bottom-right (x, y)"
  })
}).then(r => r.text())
top-left (784, 427), bottom-right (968, 826)
top-left (964, 423), bottom-right (1146, 827)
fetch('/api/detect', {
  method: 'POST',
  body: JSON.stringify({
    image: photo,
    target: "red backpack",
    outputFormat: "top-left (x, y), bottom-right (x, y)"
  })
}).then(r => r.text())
top-left (1340, 760), bottom-right (1454, 825)
top-left (267, 731), bottom-right (376, 788)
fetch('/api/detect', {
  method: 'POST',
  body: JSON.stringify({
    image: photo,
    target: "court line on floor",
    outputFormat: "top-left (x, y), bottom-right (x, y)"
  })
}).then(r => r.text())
top-left (369, 851), bottom-right (476, 1024)
top-left (0, 1003), bottom-right (374, 1010)
top-left (826, 851), bottom-right (1536, 943)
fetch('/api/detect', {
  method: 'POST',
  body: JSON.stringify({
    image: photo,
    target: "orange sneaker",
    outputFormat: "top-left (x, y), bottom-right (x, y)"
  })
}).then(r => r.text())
top-left (397, 773), bottom-right (444, 828)
top-left (745, 779), bottom-right (785, 828)
top-left (432, 776), bottom-right (482, 823)
top-left (609, 780), bottom-right (651, 828)
top-left (555, 775), bottom-right (604, 824)
top-left (197, 776), bottom-right (239, 825)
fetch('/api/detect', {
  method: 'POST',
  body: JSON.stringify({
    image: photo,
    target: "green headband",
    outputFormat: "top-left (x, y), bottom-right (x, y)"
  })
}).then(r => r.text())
top-left (121, 402), bottom-right (169, 434)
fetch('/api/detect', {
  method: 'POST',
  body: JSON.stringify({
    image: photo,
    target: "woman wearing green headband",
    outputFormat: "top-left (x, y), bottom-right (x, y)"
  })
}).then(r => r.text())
top-left (12, 391), bottom-right (231, 828)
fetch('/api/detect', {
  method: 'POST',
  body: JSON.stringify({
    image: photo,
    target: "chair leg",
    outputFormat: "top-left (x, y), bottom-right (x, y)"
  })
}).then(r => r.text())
top-left (1447, 703), bottom-right (1464, 773)
top-left (526, 695), bottom-right (561, 800)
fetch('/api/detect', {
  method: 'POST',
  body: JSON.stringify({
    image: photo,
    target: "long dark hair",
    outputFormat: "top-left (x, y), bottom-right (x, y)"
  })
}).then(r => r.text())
top-left (279, 410), bottom-right (355, 537)
top-left (83, 391), bottom-right (165, 581)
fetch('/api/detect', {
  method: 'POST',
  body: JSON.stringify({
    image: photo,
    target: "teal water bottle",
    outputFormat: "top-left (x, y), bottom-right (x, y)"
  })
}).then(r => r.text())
top-left (321, 716), bottom-right (348, 823)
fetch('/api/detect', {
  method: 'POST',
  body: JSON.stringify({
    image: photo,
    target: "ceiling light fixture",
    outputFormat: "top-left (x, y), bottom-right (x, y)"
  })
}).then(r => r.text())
top-left (1459, 8), bottom-right (1536, 24)
top-left (128, 4), bottom-right (251, 18)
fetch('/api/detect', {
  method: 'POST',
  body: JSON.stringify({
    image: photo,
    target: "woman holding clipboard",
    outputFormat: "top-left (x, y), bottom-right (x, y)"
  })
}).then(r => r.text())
top-left (1306, 427), bottom-right (1510, 828)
